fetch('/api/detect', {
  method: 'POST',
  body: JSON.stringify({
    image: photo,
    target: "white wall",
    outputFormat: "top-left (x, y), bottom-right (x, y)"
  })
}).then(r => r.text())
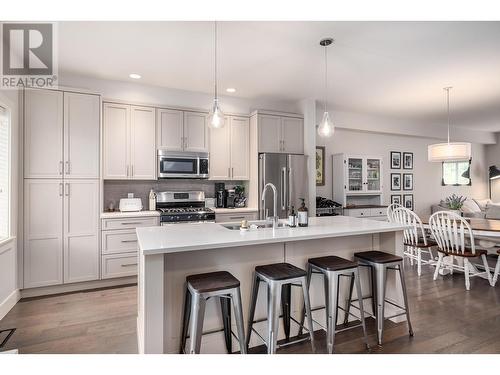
top-left (317, 128), bottom-right (489, 217)
top-left (0, 89), bottom-right (20, 319)
top-left (59, 72), bottom-right (300, 114)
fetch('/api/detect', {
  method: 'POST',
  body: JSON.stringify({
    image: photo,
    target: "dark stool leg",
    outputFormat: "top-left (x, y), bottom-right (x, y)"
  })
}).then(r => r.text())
top-left (281, 283), bottom-right (292, 341)
top-left (370, 265), bottom-right (377, 318)
top-left (231, 287), bottom-right (247, 354)
top-left (246, 273), bottom-right (260, 350)
top-left (179, 287), bottom-right (191, 354)
top-left (188, 293), bottom-right (206, 354)
top-left (220, 294), bottom-right (232, 353)
top-left (343, 273), bottom-right (354, 325)
top-left (298, 263), bottom-right (312, 336)
top-left (397, 263), bottom-right (414, 337)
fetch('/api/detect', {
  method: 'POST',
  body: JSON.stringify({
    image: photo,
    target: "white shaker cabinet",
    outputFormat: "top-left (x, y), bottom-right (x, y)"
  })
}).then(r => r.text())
top-left (24, 179), bottom-right (64, 288)
top-left (24, 89), bottom-right (64, 178)
top-left (209, 116), bottom-right (249, 180)
top-left (63, 180), bottom-right (100, 283)
top-left (256, 112), bottom-right (304, 154)
top-left (130, 106), bottom-right (156, 180)
top-left (156, 108), bottom-right (184, 151)
top-left (63, 92), bottom-right (100, 179)
top-left (184, 111), bottom-right (208, 152)
top-left (103, 103), bottom-right (156, 180)
top-left (24, 179), bottom-right (100, 287)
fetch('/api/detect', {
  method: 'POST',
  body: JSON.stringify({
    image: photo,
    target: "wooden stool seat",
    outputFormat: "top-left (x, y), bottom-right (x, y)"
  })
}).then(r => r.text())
top-left (354, 250), bottom-right (402, 264)
top-left (186, 271), bottom-right (240, 293)
top-left (436, 247), bottom-right (487, 258)
top-left (497, 249), bottom-right (500, 255)
top-left (255, 262), bottom-right (306, 280)
top-left (308, 255), bottom-right (357, 272)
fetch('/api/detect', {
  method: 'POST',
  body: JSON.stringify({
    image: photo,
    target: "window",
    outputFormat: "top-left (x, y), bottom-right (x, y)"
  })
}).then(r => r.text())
top-left (442, 160), bottom-right (471, 186)
top-left (0, 104), bottom-right (10, 239)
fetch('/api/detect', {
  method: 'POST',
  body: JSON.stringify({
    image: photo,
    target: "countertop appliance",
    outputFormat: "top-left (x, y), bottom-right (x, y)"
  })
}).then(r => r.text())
top-left (259, 153), bottom-right (308, 220)
top-left (119, 197), bottom-right (143, 212)
top-left (215, 182), bottom-right (226, 208)
top-left (157, 150), bottom-right (209, 179)
top-left (225, 189), bottom-right (236, 208)
top-left (156, 191), bottom-right (215, 225)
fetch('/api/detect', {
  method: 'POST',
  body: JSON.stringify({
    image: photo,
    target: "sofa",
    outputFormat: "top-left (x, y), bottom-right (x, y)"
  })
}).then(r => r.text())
top-left (431, 198), bottom-right (500, 220)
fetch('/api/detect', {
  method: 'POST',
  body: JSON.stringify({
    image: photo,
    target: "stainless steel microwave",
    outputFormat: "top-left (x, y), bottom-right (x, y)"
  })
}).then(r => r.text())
top-left (157, 150), bottom-right (209, 179)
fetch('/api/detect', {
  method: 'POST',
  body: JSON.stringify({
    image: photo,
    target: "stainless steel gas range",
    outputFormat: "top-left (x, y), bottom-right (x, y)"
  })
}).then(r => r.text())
top-left (156, 191), bottom-right (215, 225)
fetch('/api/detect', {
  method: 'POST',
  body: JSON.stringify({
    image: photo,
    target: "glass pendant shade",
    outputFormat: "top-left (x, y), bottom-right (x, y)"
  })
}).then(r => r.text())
top-left (317, 111), bottom-right (334, 138)
top-left (427, 142), bottom-right (471, 162)
top-left (208, 98), bottom-right (224, 129)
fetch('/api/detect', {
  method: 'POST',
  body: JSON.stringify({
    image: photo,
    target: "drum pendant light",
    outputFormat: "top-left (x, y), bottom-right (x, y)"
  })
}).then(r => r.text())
top-left (208, 21), bottom-right (225, 129)
top-left (428, 87), bottom-right (471, 162)
top-left (317, 38), bottom-right (335, 138)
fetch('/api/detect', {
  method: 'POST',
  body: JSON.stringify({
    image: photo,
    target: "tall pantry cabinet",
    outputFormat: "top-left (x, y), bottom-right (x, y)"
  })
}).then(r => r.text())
top-left (23, 89), bottom-right (100, 288)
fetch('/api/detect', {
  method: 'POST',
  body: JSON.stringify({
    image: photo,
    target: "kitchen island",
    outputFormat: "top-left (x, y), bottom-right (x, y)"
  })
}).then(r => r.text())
top-left (136, 216), bottom-right (408, 354)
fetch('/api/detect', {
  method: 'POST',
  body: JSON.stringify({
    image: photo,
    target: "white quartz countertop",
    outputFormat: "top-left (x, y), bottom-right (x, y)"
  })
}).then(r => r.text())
top-left (101, 210), bottom-right (160, 219)
top-left (137, 216), bottom-right (407, 255)
top-left (213, 207), bottom-right (258, 214)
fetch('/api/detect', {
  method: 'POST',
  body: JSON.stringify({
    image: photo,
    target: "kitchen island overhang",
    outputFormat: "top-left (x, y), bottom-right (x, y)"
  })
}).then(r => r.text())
top-left (137, 216), bottom-right (408, 354)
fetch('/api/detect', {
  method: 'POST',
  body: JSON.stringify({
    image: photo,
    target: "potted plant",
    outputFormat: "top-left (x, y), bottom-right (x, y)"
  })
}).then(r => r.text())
top-left (445, 194), bottom-right (467, 216)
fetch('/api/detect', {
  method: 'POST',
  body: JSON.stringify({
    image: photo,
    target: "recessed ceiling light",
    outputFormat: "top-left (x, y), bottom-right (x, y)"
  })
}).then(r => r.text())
top-left (129, 73), bottom-right (141, 79)
top-left (226, 88), bottom-right (236, 93)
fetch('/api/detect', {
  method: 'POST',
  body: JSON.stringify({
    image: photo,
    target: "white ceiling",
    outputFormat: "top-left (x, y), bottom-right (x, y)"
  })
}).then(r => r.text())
top-left (58, 21), bottom-right (500, 131)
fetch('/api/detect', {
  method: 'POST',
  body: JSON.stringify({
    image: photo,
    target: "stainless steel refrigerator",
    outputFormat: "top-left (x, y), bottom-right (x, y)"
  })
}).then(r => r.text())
top-left (259, 153), bottom-right (308, 219)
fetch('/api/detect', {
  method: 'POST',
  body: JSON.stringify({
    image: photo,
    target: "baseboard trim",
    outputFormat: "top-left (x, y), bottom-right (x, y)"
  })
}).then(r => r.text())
top-left (20, 277), bottom-right (137, 299)
top-left (0, 289), bottom-right (21, 320)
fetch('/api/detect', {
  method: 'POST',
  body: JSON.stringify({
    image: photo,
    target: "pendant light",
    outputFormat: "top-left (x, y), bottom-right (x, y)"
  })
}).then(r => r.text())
top-left (428, 87), bottom-right (471, 162)
top-left (317, 38), bottom-right (334, 138)
top-left (208, 21), bottom-right (225, 129)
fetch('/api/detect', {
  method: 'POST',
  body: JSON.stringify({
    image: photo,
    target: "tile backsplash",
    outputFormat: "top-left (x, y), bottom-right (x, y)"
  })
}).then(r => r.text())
top-left (103, 179), bottom-right (245, 211)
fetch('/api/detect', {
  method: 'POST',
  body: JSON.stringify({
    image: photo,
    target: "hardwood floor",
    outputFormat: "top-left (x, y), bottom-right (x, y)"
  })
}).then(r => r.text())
top-left (1, 261), bottom-right (499, 354)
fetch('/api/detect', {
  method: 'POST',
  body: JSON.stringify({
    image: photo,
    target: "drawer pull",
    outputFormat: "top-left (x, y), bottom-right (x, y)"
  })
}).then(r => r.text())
top-left (121, 239), bottom-right (138, 243)
top-left (121, 222), bottom-right (142, 225)
top-left (229, 216), bottom-right (245, 220)
top-left (121, 263), bottom-right (138, 267)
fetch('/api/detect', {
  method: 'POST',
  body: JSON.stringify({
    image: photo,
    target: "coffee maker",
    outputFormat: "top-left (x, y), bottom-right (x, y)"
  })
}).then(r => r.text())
top-left (225, 189), bottom-right (236, 208)
top-left (215, 183), bottom-right (226, 208)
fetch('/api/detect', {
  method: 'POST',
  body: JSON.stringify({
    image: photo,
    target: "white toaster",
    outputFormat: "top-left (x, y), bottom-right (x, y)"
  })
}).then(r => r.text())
top-left (119, 198), bottom-right (143, 212)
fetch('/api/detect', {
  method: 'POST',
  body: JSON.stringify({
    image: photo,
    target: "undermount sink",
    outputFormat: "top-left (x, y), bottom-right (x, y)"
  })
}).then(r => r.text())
top-left (221, 220), bottom-right (288, 231)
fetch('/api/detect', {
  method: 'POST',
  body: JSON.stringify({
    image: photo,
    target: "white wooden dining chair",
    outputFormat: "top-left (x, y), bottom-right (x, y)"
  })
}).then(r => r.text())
top-left (392, 207), bottom-right (435, 276)
top-left (428, 211), bottom-right (493, 290)
top-left (387, 203), bottom-right (402, 222)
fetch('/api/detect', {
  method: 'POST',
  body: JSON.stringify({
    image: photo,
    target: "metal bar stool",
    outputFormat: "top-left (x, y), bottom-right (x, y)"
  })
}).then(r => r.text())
top-left (246, 262), bottom-right (315, 354)
top-left (298, 256), bottom-right (370, 353)
top-left (180, 271), bottom-right (246, 354)
top-left (345, 251), bottom-right (414, 346)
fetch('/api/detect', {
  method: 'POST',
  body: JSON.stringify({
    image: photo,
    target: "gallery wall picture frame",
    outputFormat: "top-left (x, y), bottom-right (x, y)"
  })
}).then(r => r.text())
top-left (391, 151), bottom-right (401, 169)
top-left (391, 173), bottom-right (401, 191)
top-left (403, 173), bottom-right (413, 191)
top-left (316, 146), bottom-right (325, 186)
top-left (403, 152), bottom-right (414, 169)
top-left (403, 194), bottom-right (414, 211)
top-left (391, 194), bottom-right (402, 205)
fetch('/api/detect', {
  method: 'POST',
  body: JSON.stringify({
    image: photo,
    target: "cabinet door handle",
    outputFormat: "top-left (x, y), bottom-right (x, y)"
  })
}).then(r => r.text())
top-left (231, 167), bottom-right (234, 178)
top-left (126, 165), bottom-right (129, 177)
top-left (121, 222), bottom-right (142, 225)
top-left (131, 165), bottom-right (134, 177)
top-left (59, 183), bottom-right (63, 196)
top-left (59, 161), bottom-right (63, 175)
top-left (65, 161), bottom-right (70, 174)
top-left (228, 167), bottom-right (231, 178)
top-left (121, 263), bottom-right (138, 268)
top-left (229, 216), bottom-right (245, 220)
top-left (121, 239), bottom-right (138, 243)
top-left (65, 183), bottom-right (70, 197)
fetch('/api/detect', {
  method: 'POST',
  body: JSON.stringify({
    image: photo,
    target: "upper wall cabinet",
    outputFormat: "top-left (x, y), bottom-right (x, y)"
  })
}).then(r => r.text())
top-left (209, 116), bottom-right (250, 180)
top-left (24, 89), bottom-right (100, 179)
top-left (256, 113), bottom-right (304, 154)
top-left (103, 103), bottom-right (156, 180)
top-left (157, 109), bottom-right (208, 152)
